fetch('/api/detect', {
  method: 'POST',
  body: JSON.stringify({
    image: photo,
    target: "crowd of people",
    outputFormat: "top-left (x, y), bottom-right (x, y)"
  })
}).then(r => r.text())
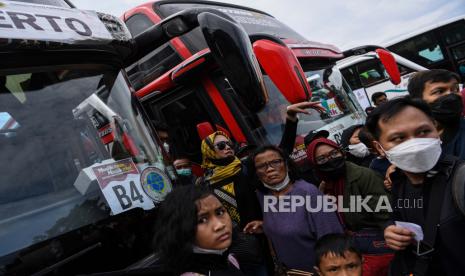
top-left (151, 69), bottom-right (465, 276)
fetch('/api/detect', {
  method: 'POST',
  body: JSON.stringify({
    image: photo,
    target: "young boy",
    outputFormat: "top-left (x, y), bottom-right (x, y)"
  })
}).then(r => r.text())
top-left (314, 234), bottom-right (363, 276)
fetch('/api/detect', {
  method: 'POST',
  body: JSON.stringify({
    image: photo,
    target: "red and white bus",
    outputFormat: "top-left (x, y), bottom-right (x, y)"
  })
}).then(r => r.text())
top-left (122, 1), bottom-right (400, 170)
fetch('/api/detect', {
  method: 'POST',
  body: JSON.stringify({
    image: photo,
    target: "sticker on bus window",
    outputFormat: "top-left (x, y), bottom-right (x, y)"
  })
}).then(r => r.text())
top-left (321, 98), bottom-right (343, 117)
top-left (92, 158), bottom-right (155, 215)
top-left (140, 167), bottom-right (172, 204)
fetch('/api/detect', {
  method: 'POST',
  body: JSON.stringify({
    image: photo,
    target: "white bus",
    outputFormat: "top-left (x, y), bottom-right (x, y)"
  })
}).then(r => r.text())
top-left (384, 14), bottom-right (465, 80)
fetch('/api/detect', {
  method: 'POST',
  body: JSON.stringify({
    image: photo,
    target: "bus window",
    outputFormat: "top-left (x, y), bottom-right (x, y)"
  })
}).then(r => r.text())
top-left (256, 65), bottom-right (364, 145)
top-left (356, 59), bottom-right (389, 87)
top-left (398, 63), bottom-right (413, 74)
top-left (340, 59), bottom-right (413, 92)
top-left (147, 87), bottom-right (222, 164)
top-left (126, 13), bottom-right (154, 37)
top-left (452, 44), bottom-right (465, 78)
top-left (452, 44), bottom-right (465, 61)
top-left (126, 43), bottom-right (183, 90)
top-left (125, 11), bottom-right (183, 91)
top-left (390, 32), bottom-right (445, 66)
top-left (341, 67), bottom-right (363, 90)
top-left (0, 66), bottom-right (168, 257)
top-left (441, 21), bottom-right (465, 46)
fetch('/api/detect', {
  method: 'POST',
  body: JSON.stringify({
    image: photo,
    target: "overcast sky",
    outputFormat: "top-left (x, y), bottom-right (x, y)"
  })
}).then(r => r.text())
top-left (74, 0), bottom-right (465, 50)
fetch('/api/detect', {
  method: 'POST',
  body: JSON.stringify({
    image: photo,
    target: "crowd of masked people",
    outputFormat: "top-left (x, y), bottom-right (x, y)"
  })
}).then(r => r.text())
top-left (149, 69), bottom-right (465, 276)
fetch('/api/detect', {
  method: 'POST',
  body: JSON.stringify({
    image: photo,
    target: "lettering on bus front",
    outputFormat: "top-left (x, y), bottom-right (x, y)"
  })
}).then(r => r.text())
top-left (0, 10), bottom-right (91, 35)
top-left (0, 2), bottom-right (113, 42)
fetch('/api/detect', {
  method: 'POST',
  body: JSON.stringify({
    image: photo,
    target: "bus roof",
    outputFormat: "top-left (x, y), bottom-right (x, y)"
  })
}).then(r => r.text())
top-left (124, 0), bottom-right (274, 19)
top-left (123, 0), bottom-right (342, 58)
top-left (382, 14), bottom-right (465, 47)
top-left (336, 50), bottom-right (427, 72)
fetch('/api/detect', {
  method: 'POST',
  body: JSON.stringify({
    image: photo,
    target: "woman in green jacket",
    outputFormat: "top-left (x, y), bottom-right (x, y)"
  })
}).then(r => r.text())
top-left (306, 137), bottom-right (392, 276)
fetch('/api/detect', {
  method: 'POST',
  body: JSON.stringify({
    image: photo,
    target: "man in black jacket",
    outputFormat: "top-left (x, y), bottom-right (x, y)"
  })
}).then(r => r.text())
top-left (366, 97), bottom-right (465, 276)
top-left (407, 69), bottom-right (465, 160)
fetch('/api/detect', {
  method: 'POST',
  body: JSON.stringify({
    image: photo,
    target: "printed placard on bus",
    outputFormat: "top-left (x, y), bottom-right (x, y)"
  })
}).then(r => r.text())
top-left (353, 88), bottom-right (371, 110)
top-left (0, 1), bottom-right (112, 42)
top-left (321, 98), bottom-right (344, 117)
top-left (92, 158), bottom-right (155, 215)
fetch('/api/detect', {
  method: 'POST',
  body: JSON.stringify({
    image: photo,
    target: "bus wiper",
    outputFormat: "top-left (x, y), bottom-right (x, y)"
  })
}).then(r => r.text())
top-left (31, 243), bottom-right (102, 276)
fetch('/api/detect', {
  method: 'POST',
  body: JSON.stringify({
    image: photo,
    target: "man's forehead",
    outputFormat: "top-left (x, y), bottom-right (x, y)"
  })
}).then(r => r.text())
top-left (378, 106), bottom-right (433, 135)
top-left (426, 78), bottom-right (459, 86)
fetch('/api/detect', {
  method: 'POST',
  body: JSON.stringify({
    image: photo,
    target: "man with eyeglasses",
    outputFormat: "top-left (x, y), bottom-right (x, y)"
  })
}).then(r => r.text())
top-left (366, 97), bottom-right (465, 275)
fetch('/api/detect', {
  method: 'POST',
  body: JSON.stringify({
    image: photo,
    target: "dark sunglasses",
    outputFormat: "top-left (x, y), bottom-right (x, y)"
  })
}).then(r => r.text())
top-left (214, 141), bottom-right (233, 151)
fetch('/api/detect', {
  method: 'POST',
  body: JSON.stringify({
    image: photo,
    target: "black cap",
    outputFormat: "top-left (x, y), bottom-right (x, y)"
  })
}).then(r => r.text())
top-left (340, 124), bottom-right (364, 148)
top-left (304, 130), bottom-right (330, 146)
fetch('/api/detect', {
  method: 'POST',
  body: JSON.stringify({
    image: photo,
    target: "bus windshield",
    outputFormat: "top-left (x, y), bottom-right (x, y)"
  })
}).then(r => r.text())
top-left (257, 64), bottom-right (365, 146)
top-left (0, 66), bottom-right (169, 257)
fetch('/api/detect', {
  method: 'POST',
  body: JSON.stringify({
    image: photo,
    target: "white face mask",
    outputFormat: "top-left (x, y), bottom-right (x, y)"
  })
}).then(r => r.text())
top-left (381, 138), bottom-right (442, 173)
top-left (192, 245), bottom-right (227, 255)
top-left (263, 173), bottom-right (290, 192)
top-left (348, 143), bottom-right (370, 158)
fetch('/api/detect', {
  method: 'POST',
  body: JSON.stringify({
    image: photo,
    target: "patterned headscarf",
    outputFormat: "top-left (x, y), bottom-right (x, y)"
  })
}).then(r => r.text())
top-left (200, 131), bottom-right (242, 225)
top-left (201, 131), bottom-right (240, 170)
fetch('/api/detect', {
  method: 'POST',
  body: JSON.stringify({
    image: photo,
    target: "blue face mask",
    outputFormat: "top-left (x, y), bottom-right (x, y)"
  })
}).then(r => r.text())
top-left (176, 168), bottom-right (192, 177)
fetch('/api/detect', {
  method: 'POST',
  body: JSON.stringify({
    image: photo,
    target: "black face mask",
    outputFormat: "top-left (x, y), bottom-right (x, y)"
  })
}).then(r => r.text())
top-left (430, 93), bottom-right (463, 125)
top-left (210, 155), bottom-right (236, 166)
top-left (316, 156), bottom-right (346, 176)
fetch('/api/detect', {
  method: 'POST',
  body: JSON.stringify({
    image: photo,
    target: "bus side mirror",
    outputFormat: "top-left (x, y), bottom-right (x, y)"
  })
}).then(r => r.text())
top-left (376, 49), bottom-right (401, 85)
top-left (198, 12), bottom-right (268, 112)
top-left (253, 37), bottom-right (311, 103)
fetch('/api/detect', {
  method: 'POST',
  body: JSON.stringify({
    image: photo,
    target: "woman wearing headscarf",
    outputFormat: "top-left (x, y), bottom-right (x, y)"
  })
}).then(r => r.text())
top-left (306, 137), bottom-right (393, 276)
top-left (200, 131), bottom-right (267, 276)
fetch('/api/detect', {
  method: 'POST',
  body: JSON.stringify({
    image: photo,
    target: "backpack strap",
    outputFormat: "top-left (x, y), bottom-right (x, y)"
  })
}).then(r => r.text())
top-left (413, 168), bottom-right (448, 275)
top-left (451, 161), bottom-right (465, 217)
top-left (412, 156), bottom-right (458, 275)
